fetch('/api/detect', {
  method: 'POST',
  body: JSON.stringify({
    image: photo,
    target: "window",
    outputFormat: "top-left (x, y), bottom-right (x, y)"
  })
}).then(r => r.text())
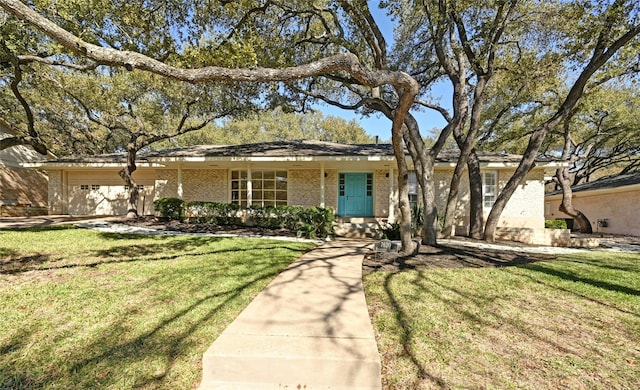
top-left (366, 173), bottom-right (373, 196)
top-left (408, 172), bottom-right (418, 209)
top-left (231, 170), bottom-right (287, 207)
top-left (482, 171), bottom-right (497, 208)
top-left (91, 184), bottom-right (100, 190)
top-left (80, 184), bottom-right (89, 190)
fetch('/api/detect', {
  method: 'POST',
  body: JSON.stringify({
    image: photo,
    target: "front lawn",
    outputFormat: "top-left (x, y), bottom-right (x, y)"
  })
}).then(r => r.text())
top-left (0, 226), bottom-right (314, 389)
top-left (365, 249), bottom-right (640, 389)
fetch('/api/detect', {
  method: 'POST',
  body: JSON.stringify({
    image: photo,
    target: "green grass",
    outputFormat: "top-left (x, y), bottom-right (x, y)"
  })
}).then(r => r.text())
top-left (364, 251), bottom-right (640, 389)
top-left (0, 226), bottom-right (314, 389)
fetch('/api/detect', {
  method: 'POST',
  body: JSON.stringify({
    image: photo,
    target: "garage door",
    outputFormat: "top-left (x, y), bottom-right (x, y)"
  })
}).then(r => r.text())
top-left (67, 170), bottom-right (155, 215)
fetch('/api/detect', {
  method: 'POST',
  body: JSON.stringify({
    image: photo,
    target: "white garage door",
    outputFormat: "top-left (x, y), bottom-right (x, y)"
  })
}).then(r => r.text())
top-left (67, 170), bottom-right (155, 215)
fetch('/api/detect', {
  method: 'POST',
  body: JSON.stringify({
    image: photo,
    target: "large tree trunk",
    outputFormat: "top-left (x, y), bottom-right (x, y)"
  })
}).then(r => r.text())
top-left (555, 166), bottom-right (592, 233)
top-left (443, 149), bottom-right (484, 239)
top-left (419, 158), bottom-right (438, 246)
top-left (466, 151), bottom-right (484, 239)
top-left (401, 112), bottom-right (444, 247)
top-left (442, 158), bottom-right (463, 238)
top-left (484, 21), bottom-right (640, 242)
top-left (484, 125), bottom-right (546, 242)
top-left (442, 77), bottom-right (487, 238)
top-left (119, 146), bottom-right (140, 219)
top-left (391, 121), bottom-right (417, 255)
top-left (553, 112), bottom-right (593, 233)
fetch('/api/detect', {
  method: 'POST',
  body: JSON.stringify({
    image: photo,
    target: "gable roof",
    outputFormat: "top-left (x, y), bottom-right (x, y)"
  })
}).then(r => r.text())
top-left (548, 172), bottom-right (640, 196)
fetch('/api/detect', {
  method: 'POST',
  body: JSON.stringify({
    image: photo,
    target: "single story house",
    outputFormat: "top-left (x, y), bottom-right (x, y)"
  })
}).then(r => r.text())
top-left (31, 140), bottom-right (564, 244)
top-left (545, 172), bottom-right (640, 237)
top-left (0, 119), bottom-right (49, 217)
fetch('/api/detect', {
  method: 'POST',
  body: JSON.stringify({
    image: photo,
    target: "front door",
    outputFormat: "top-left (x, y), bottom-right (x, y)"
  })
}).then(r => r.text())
top-left (338, 173), bottom-right (374, 217)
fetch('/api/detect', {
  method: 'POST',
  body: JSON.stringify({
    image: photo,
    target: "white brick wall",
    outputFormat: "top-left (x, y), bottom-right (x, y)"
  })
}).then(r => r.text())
top-left (48, 169), bottom-right (64, 214)
top-left (183, 169), bottom-right (228, 202)
top-left (155, 170), bottom-right (178, 199)
top-left (324, 170), bottom-right (338, 210)
top-left (374, 170), bottom-right (389, 217)
top-left (289, 170), bottom-right (321, 207)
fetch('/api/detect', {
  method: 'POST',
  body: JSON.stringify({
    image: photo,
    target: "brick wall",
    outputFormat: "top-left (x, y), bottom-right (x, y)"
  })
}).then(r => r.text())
top-left (183, 169), bottom-right (228, 202)
top-left (499, 169), bottom-right (545, 229)
top-left (324, 169), bottom-right (338, 210)
top-left (289, 169), bottom-right (321, 207)
top-left (47, 169), bottom-right (64, 214)
top-left (155, 170), bottom-right (178, 199)
top-left (374, 170), bottom-right (390, 218)
top-left (0, 166), bottom-right (48, 206)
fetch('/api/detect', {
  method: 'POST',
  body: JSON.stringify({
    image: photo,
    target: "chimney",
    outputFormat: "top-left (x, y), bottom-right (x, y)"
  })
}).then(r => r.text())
top-left (375, 135), bottom-right (379, 145)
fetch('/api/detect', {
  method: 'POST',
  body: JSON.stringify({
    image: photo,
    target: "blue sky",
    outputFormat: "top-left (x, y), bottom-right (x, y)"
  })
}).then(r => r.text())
top-left (313, 2), bottom-right (451, 142)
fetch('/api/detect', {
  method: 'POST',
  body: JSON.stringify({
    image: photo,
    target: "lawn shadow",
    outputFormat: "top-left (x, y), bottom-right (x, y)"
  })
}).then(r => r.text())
top-left (364, 241), bottom-right (555, 274)
top-left (0, 225), bottom-right (79, 233)
top-left (381, 271), bottom-right (448, 388)
top-left (2, 238), bottom-right (312, 389)
top-left (65, 257), bottom-right (303, 388)
top-left (369, 243), bottom-right (561, 388)
top-left (1, 233), bottom-right (305, 275)
top-left (0, 328), bottom-right (41, 389)
top-left (523, 263), bottom-right (640, 297)
top-left (1, 251), bottom-right (51, 274)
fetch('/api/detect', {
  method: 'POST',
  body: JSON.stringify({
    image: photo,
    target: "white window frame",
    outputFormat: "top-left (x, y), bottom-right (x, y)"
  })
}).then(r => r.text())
top-left (231, 169), bottom-right (288, 207)
top-left (408, 171), bottom-right (419, 209)
top-left (482, 171), bottom-right (497, 209)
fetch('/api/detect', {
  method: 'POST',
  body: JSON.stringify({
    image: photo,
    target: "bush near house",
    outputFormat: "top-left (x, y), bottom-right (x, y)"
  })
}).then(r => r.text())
top-left (153, 197), bottom-right (184, 220)
top-left (153, 198), bottom-right (335, 239)
top-left (545, 219), bottom-right (568, 229)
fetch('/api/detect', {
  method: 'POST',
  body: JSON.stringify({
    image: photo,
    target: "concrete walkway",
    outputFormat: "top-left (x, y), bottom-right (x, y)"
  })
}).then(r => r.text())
top-left (199, 239), bottom-right (382, 390)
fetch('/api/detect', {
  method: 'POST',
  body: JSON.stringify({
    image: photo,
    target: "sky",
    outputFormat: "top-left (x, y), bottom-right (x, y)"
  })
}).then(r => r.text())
top-left (312, 2), bottom-right (451, 142)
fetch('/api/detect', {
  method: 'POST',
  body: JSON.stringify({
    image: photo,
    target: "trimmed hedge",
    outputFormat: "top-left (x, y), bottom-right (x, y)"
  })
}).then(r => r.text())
top-left (153, 197), bottom-right (184, 221)
top-left (153, 197), bottom-right (335, 239)
top-left (545, 219), bottom-right (568, 229)
top-left (183, 201), bottom-right (241, 225)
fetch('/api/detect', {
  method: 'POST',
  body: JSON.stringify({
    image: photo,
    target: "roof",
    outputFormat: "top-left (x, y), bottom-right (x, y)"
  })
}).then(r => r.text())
top-left (1, 119), bottom-right (55, 165)
top-left (547, 172), bottom-right (640, 196)
top-left (35, 140), bottom-right (541, 165)
top-left (148, 140), bottom-right (394, 158)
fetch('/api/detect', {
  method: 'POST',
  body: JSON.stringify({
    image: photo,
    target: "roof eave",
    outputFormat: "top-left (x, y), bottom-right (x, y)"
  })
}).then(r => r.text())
top-left (23, 162), bottom-right (164, 169)
top-left (546, 182), bottom-right (640, 199)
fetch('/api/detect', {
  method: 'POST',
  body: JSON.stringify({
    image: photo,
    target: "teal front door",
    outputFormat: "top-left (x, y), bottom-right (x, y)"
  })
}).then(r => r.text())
top-left (338, 173), bottom-right (374, 217)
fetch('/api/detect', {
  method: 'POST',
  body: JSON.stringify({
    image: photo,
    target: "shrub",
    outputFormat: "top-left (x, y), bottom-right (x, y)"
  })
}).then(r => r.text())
top-left (249, 205), bottom-right (304, 229)
top-left (183, 201), bottom-right (241, 225)
top-left (295, 206), bottom-right (335, 239)
top-left (153, 197), bottom-right (184, 220)
top-left (380, 222), bottom-right (401, 240)
top-left (545, 219), bottom-right (568, 229)
top-left (152, 198), bottom-right (335, 239)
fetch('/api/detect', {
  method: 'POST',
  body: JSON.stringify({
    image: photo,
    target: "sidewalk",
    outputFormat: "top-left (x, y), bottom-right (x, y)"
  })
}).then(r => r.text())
top-left (0, 215), bottom-right (117, 229)
top-left (199, 239), bottom-right (382, 389)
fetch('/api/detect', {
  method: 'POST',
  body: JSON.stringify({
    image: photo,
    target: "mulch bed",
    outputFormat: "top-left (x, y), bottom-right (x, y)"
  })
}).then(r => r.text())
top-left (362, 241), bottom-right (556, 274)
top-left (120, 216), bottom-right (299, 237)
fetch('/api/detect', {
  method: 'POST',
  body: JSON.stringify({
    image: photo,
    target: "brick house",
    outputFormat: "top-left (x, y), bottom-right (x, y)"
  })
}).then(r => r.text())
top-left (0, 119), bottom-right (49, 217)
top-left (545, 172), bottom-right (640, 237)
top-left (35, 140), bottom-right (563, 243)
